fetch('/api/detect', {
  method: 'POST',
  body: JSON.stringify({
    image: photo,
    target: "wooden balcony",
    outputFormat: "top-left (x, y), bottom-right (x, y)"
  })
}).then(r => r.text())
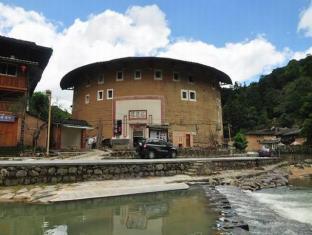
top-left (0, 100), bottom-right (26, 115)
top-left (0, 74), bottom-right (27, 92)
top-left (0, 101), bottom-right (12, 112)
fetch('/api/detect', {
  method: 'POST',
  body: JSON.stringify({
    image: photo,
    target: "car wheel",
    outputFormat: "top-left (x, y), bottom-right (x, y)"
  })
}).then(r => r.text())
top-left (170, 151), bottom-right (177, 158)
top-left (148, 151), bottom-right (155, 159)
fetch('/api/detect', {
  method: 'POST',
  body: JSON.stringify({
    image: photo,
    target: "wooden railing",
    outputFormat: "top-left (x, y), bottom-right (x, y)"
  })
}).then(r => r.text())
top-left (0, 74), bottom-right (27, 91)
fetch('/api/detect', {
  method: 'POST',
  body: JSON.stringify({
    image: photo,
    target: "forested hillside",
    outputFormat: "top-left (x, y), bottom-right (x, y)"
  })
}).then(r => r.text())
top-left (222, 55), bottom-right (312, 143)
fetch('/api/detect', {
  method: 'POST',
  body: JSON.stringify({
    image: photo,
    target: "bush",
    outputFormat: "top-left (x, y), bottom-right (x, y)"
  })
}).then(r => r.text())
top-left (233, 131), bottom-right (248, 151)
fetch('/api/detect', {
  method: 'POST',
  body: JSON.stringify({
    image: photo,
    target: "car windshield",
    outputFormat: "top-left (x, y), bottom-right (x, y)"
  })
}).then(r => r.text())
top-left (146, 139), bottom-right (166, 145)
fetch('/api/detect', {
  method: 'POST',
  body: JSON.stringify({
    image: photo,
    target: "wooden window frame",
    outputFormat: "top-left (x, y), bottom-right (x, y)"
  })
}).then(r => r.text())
top-left (97, 90), bottom-right (104, 101)
top-left (188, 75), bottom-right (194, 84)
top-left (173, 71), bottom-right (180, 81)
top-left (134, 70), bottom-right (142, 80)
top-left (107, 89), bottom-right (113, 100)
top-left (189, 90), bottom-right (197, 101)
top-left (181, 89), bottom-right (188, 101)
top-left (98, 75), bottom-right (104, 84)
top-left (154, 69), bottom-right (162, 80)
top-left (85, 94), bottom-right (90, 104)
top-left (0, 63), bottom-right (17, 77)
top-left (116, 71), bottom-right (123, 81)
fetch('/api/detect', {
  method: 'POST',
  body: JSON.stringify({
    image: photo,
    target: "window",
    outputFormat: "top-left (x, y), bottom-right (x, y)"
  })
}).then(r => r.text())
top-left (97, 90), bottom-right (104, 101)
top-left (173, 72), bottom-right (179, 81)
top-left (116, 71), bottom-right (123, 81)
top-left (188, 75), bottom-right (194, 83)
top-left (86, 79), bottom-right (91, 87)
top-left (7, 64), bottom-right (17, 76)
top-left (181, 89), bottom-right (197, 101)
top-left (0, 63), bottom-right (17, 76)
top-left (181, 89), bottom-right (188, 101)
top-left (189, 90), bottom-right (196, 101)
top-left (134, 70), bottom-right (141, 80)
top-left (85, 94), bottom-right (90, 104)
top-left (107, 89), bottom-right (113, 99)
top-left (154, 70), bottom-right (162, 80)
top-left (98, 75), bottom-right (104, 84)
top-left (0, 63), bottom-right (7, 75)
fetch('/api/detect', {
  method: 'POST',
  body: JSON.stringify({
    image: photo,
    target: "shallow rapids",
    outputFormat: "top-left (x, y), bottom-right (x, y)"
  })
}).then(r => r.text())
top-left (216, 185), bottom-right (312, 235)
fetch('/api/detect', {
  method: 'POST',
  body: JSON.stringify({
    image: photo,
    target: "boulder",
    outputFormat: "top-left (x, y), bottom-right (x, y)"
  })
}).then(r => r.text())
top-left (29, 170), bottom-right (40, 177)
top-left (16, 170), bottom-right (27, 178)
top-left (40, 168), bottom-right (48, 176)
top-left (155, 164), bottom-right (164, 171)
top-left (48, 167), bottom-right (56, 175)
top-left (94, 169), bottom-right (103, 175)
top-left (56, 168), bottom-right (68, 176)
top-left (68, 167), bottom-right (77, 174)
top-left (0, 169), bottom-right (8, 178)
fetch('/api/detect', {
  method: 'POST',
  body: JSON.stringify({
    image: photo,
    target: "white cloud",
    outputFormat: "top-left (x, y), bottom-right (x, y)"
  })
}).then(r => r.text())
top-left (0, 3), bottom-right (170, 109)
top-left (0, 2), bottom-right (304, 110)
top-left (159, 37), bottom-right (288, 82)
top-left (298, 3), bottom-right (312, 37)
top-left (0, 3), bottom-right (57, 46)
top-left (292, 46), bottom-right (312, 60)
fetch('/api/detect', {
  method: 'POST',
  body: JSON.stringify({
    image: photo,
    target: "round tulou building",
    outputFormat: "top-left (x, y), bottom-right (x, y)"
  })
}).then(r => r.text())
top-left (60, 57), bottom-right (232, 148)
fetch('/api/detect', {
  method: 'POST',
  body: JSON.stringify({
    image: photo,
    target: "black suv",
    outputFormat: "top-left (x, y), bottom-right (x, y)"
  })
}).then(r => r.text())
top-left (136, 138), bottom-right (178, 159)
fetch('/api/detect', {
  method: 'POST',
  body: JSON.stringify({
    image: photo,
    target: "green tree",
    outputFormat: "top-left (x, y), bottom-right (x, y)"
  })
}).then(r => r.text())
top-left (233, 132), bottom-right (248, 151)
top-left (29, 92), bottom-right (72, 121)
top-left (51, 105), bottom-right (71, 122)
top-left (302, 116), bottom-right (312, 144)
top-left (221, 55), bottom-right (312, 137)
top-left (29, 92), bottom-right (49, 120)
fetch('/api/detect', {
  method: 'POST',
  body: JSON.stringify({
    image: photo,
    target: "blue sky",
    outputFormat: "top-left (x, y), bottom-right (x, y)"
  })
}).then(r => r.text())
top-left (0, 0), bottom-right (311, 107)
top-left (2, 0), bottom-right (311, 51)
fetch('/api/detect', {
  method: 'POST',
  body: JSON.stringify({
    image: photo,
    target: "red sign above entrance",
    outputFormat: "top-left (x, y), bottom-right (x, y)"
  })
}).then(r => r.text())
top-left (129, 110), bottom-right (147, 120)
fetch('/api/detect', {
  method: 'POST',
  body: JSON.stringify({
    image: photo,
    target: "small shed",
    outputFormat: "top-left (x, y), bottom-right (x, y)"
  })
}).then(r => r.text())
top-left (51, 119), bottom-right (93, 150)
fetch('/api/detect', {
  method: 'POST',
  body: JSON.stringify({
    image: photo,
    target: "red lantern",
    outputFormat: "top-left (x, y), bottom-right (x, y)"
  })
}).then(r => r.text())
top-left (20, 65), bottom-right (27, 73)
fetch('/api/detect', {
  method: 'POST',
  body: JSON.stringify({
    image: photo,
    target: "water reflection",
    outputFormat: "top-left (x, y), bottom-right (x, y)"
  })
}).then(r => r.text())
top-left (0, 187), bottom-right (217, 235)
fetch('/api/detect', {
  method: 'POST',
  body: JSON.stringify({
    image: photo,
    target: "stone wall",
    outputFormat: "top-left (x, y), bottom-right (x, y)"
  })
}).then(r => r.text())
top-left (0, 162), bottom-right (191, 186)
top-left (194, 158), bottom-right (281, 175)
top-left (0, 157), bottom-right (281, 186)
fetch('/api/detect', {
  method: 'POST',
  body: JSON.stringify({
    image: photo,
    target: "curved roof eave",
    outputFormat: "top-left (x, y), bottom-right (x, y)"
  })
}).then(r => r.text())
top-left (60, 57), bottom-right (232, 89)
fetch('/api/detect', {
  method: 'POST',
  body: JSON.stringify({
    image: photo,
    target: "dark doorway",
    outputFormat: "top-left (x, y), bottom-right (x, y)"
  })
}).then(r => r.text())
top-left (186, 134), bottom-right (191, 147)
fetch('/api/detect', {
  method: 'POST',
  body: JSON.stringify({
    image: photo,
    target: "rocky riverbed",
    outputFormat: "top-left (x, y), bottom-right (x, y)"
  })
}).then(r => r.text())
top-left (0, 160), bottom-right (311, 204)
top-left (201, 159), bottom-right (312, 192)
top-left (202, 185), bottom-right (250, 234)
top-left (192, 160), bottom-right (312, 234)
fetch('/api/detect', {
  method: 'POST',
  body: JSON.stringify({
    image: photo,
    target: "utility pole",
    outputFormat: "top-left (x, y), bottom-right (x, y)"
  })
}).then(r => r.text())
top-left (46, 90), bottom-right (52, 156)
top-left (228, 123), bottom-right (232, 155)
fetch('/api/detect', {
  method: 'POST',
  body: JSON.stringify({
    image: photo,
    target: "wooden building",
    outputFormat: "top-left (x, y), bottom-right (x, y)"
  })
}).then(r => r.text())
top-left (60, 57), bottom-right (232, 148)
top-left (0, 36), bottom-right (52, 148)
top-left (245, 127), bottom-right (303, 151)
top-left (51, 119), bottom-right (92, 150)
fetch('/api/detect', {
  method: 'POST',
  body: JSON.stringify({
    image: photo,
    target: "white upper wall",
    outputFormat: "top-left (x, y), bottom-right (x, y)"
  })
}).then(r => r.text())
top-left (115, 99), bottom-right (162, 124)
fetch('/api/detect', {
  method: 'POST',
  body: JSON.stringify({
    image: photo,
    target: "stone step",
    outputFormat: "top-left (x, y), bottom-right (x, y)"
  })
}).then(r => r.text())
top-left (186, 169), bottom-right (198, 172)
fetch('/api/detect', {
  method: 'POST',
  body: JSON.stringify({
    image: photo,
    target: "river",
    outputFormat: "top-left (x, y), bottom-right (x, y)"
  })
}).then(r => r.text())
top-left (0, 187), bottom-right (217, 235)
top-left (217, 178), bottom-right (312, 234)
